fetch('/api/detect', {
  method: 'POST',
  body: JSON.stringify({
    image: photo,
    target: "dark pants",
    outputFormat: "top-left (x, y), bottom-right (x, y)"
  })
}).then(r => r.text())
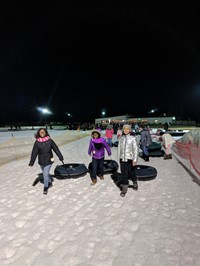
top-left (120, 160), bottom-right (137, 185)
top-left (91, 157), bottom-right (104, 180)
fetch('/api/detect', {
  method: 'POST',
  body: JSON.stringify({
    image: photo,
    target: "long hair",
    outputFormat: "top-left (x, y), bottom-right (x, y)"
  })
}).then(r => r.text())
top-left (35, 128), bottom-right (50, 139)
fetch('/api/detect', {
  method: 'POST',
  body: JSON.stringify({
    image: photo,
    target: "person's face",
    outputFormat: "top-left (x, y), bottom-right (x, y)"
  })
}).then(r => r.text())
top-left (123, 127), bottom-right (130, 135)
top-left (39, 130), bottom-right (46, 137)
top-left (93, 132), bottom-right (99, 138)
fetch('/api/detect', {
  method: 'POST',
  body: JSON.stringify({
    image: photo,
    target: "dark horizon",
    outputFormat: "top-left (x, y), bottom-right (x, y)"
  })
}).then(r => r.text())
top-left (1, 2), bottom-right (200, 124)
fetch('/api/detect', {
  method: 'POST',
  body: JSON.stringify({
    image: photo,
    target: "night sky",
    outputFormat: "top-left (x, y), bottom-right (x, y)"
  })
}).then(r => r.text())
top-left (1, 1), bottom-right (200, 124)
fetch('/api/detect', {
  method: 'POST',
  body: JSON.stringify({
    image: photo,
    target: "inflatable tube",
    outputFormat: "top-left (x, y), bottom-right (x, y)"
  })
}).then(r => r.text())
top-left (148, 142), bottom-right (162, 151)
top-left (88, 159), bottom-right (119, 175)
top-left (54, 163), bottom-right (88, 179)
top-left (139, 149), bottom-right (163, 158)
top-left (168, 131), bottom-right (185, 137)
top-left (113, 141), bottom-right (119, 147)
top-left (134, 165), bottom-right (157, 181)
top-left (139, 142), bottom-right (164, 157)
top-left (111, 165), bottom-right (157, 182)
top-left (149, 150), bottom-right (164, 157)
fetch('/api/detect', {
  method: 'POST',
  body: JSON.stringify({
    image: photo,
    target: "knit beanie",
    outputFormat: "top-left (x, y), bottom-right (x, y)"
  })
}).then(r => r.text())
top-left (122, 124), bottom-right (131, 132)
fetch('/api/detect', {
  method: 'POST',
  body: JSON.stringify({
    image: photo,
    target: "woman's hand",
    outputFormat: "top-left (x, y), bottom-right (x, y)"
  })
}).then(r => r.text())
top-left (132, 161), bottom-right (137, 167)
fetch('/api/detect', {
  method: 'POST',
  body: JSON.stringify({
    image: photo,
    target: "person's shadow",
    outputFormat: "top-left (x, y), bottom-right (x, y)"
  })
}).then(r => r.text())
top-left (32, 173), bottom-right (54, 187)
top-left (110, 172), bottom-right (135, 190)
top-left (111, 172), bottom-right (123, 191)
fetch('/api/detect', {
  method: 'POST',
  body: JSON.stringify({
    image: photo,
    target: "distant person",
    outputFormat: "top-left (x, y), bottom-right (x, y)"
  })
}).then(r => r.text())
top-left (117, 124), bottom-right (139, 197)
top-left (105, 124), bottom-right (114, 147)
top-left (113, 123), bottom-right (118, 134)
top-left (159, 131), bottom-right (176, 159)
top-left (139, 124), bottom-right (152, 162)
top-left (117, 126), bottom-right (122, 139)
top-left (94, 124), bottom-right (102, 132)
top-left (134, 123), bottom-right (140, 133)
top-left (29, 128), bottom-right (64, 195)
top-left (88, 129), bottom-right (111, 185)
top-left (163, 122), bottom-right (169, 131)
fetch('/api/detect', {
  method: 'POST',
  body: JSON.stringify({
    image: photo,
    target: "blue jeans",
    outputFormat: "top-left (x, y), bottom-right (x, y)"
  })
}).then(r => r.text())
top-left (107, 138), bottom-right (113, 147)
top-left (141, 145), bottom-right (149, 156)
top-left (40, 164), bottom-right (52, 188)
top-left (91, 157), bottom-right (104, 179)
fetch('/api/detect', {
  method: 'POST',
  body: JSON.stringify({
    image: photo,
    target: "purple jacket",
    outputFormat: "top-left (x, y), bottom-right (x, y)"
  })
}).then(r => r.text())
top-left (88, 137), bottom-right (111, 159)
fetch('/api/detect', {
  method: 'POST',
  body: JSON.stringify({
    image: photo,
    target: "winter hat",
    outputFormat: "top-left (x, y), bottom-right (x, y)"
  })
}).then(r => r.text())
top-left (122, 124), bottom-right (131, 132)
top-left (91, 129), bottom-right (102, 138)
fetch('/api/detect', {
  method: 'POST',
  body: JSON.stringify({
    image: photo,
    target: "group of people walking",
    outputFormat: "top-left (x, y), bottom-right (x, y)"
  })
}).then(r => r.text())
top-left (88, 124), bottom-right (139, 197)
top-left (29, 123), bottom-right (175, 197)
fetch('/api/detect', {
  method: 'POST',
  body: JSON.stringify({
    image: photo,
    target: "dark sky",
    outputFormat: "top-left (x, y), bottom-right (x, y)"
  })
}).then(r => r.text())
top-left (1, 1), bottom-right (200, 124)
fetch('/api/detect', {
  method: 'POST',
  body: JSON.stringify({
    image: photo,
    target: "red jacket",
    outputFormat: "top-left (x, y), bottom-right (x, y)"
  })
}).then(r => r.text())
top-left (105, 128), bottom-right (114, 138)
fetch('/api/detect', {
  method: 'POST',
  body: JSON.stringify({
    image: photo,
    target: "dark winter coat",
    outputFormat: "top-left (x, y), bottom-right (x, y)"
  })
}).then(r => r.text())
top-left (29, 138), bottom-right (64, 166)
top-left (140, 129), bottom-right (152, 148)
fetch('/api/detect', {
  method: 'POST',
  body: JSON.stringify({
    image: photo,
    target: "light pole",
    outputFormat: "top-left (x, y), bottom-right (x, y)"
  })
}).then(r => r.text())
top-left (37, 107), bottom-right (52, 126)
top-left (66, 113), bottom-right (73, 128)
top-left (37, 107), bottom-right (52, 115)
top-left (66, 113), bottom-right (73, 120)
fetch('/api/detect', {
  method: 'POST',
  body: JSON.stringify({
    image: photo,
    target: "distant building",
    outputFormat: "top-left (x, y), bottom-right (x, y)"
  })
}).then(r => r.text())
top-left (95, 115), bottom-right (174, 125)
top-left (95, 115), bottom-right (196, 127)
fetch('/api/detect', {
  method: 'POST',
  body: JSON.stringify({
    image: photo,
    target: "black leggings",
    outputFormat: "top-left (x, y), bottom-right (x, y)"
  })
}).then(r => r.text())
top-left (120, 159), bottom-right (137, 185)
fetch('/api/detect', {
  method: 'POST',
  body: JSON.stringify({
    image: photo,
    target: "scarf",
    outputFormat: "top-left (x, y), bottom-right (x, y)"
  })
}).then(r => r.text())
top-left (92, 137), bottom-right (103, 143)
top-left (37, 136), bottom-right (50, 142)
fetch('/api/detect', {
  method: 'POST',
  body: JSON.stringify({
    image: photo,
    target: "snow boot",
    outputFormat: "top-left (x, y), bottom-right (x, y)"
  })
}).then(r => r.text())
top-left (120, 184), bottom-right (128, 197)
top-left (132, 181), bottom-right (138, 190)
top-left (164, 155), bottom-right (170, 160)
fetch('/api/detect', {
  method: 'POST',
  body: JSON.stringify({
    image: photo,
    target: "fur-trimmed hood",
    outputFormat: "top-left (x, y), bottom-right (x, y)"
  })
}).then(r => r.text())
top-left (91, 129), bottom-right (102, 138)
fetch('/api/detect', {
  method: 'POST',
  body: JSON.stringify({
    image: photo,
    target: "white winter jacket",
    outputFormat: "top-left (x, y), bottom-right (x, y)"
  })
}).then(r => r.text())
top-left (118, 133), bottom-right (138, 162)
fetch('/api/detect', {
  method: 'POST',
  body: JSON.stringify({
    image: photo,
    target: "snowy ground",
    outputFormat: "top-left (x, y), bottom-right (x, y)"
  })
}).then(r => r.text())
top-left (0, 130), bottom-right (200, 266)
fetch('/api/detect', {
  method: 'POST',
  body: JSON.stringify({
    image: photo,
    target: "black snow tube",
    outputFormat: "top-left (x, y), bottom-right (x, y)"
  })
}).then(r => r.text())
top-left (148, 142), bottom-right (163, 157)
top-left (168, 131), bottom-right (185, 137)
top-left (139, 142), bottom-right (164, 157)
top-left (110, 164), bottom-right (157, 184)
top-left (54, 163), bottom-right (88, 179)
top-left (88, 159), bottom-right (119, 175)
top-left (149, 150), bottom-right (164, 157)
top-left (134, 165), bottom-right (157, 181)
top-left (148, 142), bottom-right (162, 151)
top-left (113, 141), bottom-right (119, 147)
